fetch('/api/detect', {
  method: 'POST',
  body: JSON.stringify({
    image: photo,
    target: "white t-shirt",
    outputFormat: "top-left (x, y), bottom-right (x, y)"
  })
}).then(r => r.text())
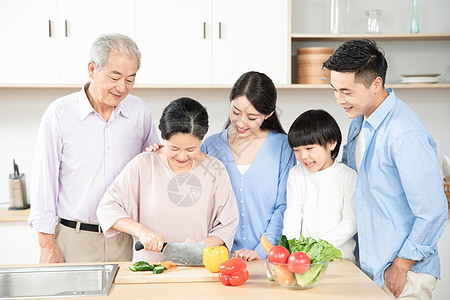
top-left (282, 160), bottom-right (357, 261)
top-left (355, 119), bottom-right (367, 172)
top-left (236, 164), bottom-right (250, 175)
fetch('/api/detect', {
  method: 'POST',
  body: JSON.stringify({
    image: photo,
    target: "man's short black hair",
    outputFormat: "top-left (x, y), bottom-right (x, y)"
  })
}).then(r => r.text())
top-left (323, 39), bottom-right (388, 88)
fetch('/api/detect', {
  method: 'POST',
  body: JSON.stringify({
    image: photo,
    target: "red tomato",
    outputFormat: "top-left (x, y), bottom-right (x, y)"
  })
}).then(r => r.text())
top-left (267, 245), bottom-right (290, 263)
top-left (219, 258), bottom-right (246, 275)
top-left (229, 269), bottom-right (249, 286)
top-left (287, 251), bottom-right (311, 274)
top-left (219, 272), bottom-right (231, 286)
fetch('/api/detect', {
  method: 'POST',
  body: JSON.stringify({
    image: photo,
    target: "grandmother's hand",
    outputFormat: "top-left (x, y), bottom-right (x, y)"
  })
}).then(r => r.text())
top-left (138, 228), bottom-right (165, 252)
top-left (145, 143), bottom-right (163, 153)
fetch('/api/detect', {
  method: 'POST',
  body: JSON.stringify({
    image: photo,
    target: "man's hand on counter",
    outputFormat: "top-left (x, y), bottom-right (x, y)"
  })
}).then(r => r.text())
top-left (38, 232), bottom-right (65, 263)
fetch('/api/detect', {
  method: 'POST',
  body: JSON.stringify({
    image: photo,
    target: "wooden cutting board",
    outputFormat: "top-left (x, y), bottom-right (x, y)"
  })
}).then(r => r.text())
top-left (114, 262), bottom-right (219, 284)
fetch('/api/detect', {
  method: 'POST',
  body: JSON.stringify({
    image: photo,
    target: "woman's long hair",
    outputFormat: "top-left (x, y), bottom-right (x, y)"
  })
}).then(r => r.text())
top-left (225, 71), bottom-right (285, 134)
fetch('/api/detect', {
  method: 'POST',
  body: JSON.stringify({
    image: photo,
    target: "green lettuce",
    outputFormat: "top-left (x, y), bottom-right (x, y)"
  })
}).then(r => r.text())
top-left (282, 235), bottom-right (342, 287)
top-left (286, 235), bottom-right (342, 263)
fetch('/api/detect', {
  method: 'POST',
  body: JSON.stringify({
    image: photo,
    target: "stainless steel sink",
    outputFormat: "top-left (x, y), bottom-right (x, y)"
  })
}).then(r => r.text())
top-left (0, 264), bottom-right (118, 299)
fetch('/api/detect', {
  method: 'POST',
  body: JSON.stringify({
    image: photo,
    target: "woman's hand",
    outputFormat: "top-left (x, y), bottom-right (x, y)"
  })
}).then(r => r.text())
top-left (137, 228), bottom-right (165, 252)
top-left (112, 218), bottom-right (164, 252)
top-left (144, 143), bottom-right (163, 153)
top-left (233, 249), bottom-right (261, 261)
top-left (183, 238), bottom-right (197, 243)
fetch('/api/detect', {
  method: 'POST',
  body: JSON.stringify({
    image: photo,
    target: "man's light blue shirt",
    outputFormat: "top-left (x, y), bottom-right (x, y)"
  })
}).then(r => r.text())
top-left (202, 130), bottom-right (295, 258)
top-left (342, 88), bottom-right (448, 287)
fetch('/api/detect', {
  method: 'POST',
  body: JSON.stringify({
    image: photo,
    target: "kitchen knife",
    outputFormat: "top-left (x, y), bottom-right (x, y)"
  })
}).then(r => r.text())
top-left (135, 241), bottom-right (205, 266)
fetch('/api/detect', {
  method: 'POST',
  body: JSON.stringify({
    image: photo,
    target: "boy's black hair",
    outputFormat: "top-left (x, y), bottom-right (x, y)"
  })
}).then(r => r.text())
top-left (288, 109), bottom-right (342, 159)
top-left (322, 39), bottom-right (388, 88)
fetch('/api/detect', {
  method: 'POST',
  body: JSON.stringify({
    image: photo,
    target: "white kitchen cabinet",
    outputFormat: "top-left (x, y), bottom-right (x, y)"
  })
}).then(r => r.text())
top-left (211, 0), bottom-right (289, 85)
top-left (0, 0), bottom-right (58, 84)
top-left (135, 0), bottom-right (289, 85)
top-left (135, 0), bottom-right (212, 85)
top-left (0, 0), bottom-right (136, 85)
top-left (57, 0), bottom-right (136, 84)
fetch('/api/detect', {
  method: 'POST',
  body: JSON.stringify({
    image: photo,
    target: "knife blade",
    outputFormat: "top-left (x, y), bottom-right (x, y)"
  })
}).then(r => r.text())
top-left (135, 241), bottom-right (205, 266)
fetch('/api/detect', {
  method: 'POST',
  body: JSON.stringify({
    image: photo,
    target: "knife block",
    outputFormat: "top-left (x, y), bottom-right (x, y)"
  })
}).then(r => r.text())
top-left (9, 173), bottom-right (29, 210)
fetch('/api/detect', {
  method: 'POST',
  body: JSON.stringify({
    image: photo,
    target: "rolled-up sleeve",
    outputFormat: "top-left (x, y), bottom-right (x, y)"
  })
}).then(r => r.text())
top-left (97, 157), bottom-right (141, 237)
top-left (28, 107), bottom-right (62, 234)
top-left (395, 131), bottom-right (448, 261)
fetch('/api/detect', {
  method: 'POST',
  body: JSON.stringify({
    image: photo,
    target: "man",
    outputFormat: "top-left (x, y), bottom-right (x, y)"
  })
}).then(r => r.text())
top-left (28, 33), bottom-right (159, 263)
top-left (323, 39), bottom-right (447, 300)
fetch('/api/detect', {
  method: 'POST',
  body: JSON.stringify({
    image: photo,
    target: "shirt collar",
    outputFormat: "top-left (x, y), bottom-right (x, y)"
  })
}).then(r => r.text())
top-left (78, 82), bottom-right (95, 121)
top-left (366, 88), bottom-right (396, 130)
top-left (115, 99), bottom-right (130, 119)
top-left (78, 82), bottom-right (131, 121)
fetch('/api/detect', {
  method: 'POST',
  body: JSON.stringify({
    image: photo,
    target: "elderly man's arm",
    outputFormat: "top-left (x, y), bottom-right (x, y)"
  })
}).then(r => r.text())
top-left (38, 232), bottom-right (64, 263)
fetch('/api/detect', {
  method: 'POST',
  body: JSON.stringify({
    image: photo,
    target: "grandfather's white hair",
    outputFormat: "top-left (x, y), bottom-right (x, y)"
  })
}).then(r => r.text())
top-left (90, 33), bottom-right (141, 71)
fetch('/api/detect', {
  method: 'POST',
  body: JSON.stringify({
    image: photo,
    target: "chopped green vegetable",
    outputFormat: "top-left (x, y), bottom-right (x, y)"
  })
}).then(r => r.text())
top-left (129, 261), bottom-right (155, 272)
top-left (153, 265), bottom-right (166, 274)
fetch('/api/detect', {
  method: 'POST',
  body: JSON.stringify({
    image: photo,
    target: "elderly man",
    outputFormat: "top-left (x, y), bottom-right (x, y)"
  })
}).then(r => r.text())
top-left (28, 33), bottom-right (159, 263)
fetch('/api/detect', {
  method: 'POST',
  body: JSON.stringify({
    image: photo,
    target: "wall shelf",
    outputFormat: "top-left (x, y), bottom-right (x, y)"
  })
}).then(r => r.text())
top-left (281, 83), bottom-right (450, 89)
top-left (291, 33), bottom-right (450, 41)
top-left (1, 83), bottom-right (449, 89)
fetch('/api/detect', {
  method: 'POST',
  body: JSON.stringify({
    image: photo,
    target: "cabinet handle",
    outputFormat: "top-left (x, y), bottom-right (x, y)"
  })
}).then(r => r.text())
top-left (65, 20), bottom-right (68, 37)
top-left (203, 22), bottom-right (206, 39)
top-left (219, 22), bottom-right (222, 39)
top-left (48, 20), bottom-right (52, 37)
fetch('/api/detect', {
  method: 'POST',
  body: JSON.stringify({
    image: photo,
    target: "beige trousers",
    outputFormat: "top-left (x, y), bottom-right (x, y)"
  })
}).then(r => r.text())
top-left (55, 222), bottom-right (133, 262)
top-left (382, 271), bottom-right (437, 300)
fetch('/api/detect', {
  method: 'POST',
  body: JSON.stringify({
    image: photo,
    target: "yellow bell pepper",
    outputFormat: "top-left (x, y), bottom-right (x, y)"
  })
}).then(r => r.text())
top-left (203, 246), bottom-right (229, 273)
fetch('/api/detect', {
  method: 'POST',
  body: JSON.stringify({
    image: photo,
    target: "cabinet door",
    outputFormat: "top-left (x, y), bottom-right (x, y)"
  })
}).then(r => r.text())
top-left (212, 0), bottom-right (289, 85)
top-left (57, 0), bottom-right (136, 84)
top-left (0, 0), bottom-right (58, 84)
top-left (135, 0), bottom-right (212, 85)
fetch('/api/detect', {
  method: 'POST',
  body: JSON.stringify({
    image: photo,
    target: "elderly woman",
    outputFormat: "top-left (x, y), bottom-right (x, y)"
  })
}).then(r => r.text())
top-left (97, 97), bottom-right (239, 261)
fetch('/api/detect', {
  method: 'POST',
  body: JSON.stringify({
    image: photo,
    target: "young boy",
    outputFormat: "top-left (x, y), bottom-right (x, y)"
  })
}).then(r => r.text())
top-left (282, 109), bottom-right (357, 262)
top-left (323, 39), bottom-right (447, 300)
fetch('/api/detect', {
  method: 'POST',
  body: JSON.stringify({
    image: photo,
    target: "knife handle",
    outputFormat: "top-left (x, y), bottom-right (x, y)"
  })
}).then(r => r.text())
top-left (135, 241), bottom-right (168, 252)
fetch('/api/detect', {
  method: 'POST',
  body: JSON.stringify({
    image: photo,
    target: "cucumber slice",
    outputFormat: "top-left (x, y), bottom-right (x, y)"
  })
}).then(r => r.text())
top-left (153, 266), bottom-right (166, 274)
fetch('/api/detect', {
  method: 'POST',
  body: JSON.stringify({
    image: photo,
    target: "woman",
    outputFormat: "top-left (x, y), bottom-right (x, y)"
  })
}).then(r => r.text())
top-left (201, 71), bottom-right (296, 261)
top-left (97, 97), bottom-right (239, 262)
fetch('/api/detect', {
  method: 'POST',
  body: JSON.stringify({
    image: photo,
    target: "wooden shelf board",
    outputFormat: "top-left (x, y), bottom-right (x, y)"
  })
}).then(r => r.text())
top-left (0, 84), bottom-right (233, 89)
top-left (290, 33), bottom-right (450, 41)
top-left (1, 83), bottom-right (449, 90)
top-left (280, 83), bottom-right (450, 89)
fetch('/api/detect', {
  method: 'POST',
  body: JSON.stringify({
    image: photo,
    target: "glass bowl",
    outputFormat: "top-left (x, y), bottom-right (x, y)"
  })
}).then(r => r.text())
top-left (265, 259), bottom-right (329, 289)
